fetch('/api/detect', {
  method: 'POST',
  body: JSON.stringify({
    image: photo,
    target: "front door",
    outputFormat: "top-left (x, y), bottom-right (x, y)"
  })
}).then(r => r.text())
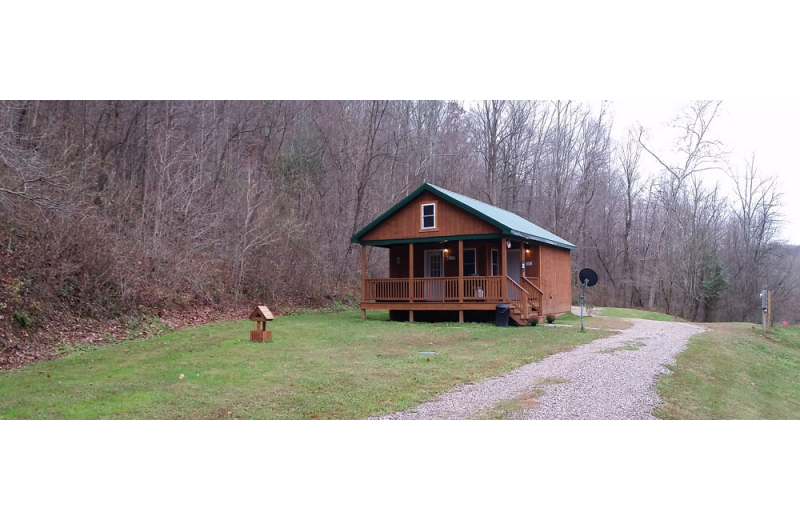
top-left (424, 250), bottom-right (444, 300)
top-left (506, 249), bottom-right (520, 299)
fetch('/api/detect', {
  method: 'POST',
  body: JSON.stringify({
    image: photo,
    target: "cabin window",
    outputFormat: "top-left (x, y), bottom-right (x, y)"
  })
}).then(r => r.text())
top-left (463, 249), bottom-right (476, 276)
top-left (421, 203), bottom-right (436, 229)
top-left (491, 249), bottom-right (499, 276)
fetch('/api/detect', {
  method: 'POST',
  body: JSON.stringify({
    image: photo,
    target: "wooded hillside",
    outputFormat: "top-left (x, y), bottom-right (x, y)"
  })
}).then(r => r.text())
top-left (1, 100), bottom-right (797, 364)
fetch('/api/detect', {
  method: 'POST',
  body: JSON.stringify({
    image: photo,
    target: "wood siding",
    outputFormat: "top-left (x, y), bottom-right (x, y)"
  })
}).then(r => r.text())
top-left (524, 244), bottom-right (540, 279)
top-left (361, 191), bottom-right (500, 241)
top-left (539, 244), bottom-right (572, 315)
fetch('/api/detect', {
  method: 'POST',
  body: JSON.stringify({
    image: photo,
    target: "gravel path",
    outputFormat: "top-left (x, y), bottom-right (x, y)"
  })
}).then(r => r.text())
top-left (374, 317), bottom-right (705, 420)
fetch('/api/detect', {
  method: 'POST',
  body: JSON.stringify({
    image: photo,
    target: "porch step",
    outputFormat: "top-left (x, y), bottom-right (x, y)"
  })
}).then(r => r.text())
top-left (508, 306), bottom-right (539, 326)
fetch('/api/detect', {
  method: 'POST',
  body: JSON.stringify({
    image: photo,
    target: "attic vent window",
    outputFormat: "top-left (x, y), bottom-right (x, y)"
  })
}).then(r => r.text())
top-left (421, 203), bottom-right (436, 229)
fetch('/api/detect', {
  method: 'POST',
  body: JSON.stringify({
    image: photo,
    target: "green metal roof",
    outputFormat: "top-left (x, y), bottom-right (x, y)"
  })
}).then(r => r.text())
top-left (350, 183), bottom-right (576, 250)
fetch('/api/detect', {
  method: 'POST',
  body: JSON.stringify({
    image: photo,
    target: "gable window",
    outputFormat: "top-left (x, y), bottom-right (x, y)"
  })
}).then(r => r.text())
top-left (421, 203), bottom-right (436, 229)
top-left (491, 249), bottom-right (499, 276)
top-left (463, 249), bottom-right (476, 276)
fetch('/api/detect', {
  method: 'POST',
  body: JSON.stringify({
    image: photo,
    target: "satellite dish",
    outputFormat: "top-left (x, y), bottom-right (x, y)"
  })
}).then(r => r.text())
top-left (579, 268), bottom-right (598, 287)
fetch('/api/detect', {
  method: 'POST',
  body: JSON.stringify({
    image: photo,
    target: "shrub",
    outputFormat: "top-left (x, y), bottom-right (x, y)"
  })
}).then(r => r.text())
top-left (529, 316), bottom-right (538, 326)
top-left (545, 314), bottom-right (556, 324)
top-left (13, 311), bottom-right (31, 328)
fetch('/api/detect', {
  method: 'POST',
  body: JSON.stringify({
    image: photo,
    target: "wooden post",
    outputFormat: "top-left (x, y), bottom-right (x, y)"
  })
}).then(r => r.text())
top-left (500, 238), bottom-right (507, 302)
top-left (409, 242), bottom-right (414, 302)
top-left (458, 240), bottom-right (464, 303)
top-left (521, 243), bottom-right (526, 278)
top-left (536, 243), bottom-right (540, 280)
top-left (409, 310), bottom-right (414, 322)
top-left (361, 245), bottom-right (367, 320)
top-left (537, 243), bottom-right (542, 312)
top-left (767, 290), bottom-right (772, 332)
top-left (459, 310), bottom-right (464, 323)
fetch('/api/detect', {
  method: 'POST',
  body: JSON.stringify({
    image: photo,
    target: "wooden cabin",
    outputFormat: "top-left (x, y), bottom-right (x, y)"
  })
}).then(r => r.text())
top-left (351, 183), bottom-right (576, 326)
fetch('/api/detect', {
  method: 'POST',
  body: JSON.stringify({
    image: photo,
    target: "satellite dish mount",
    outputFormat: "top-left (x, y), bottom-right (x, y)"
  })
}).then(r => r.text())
top-left (578, 268), bottom-right (598, 332)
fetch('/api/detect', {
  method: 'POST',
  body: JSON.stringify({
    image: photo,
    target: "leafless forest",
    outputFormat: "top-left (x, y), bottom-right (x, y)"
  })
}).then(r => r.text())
top-left (1, 100), bottom-right (797, 340)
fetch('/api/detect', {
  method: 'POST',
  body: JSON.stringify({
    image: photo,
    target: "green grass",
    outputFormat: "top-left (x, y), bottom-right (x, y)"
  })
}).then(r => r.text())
top-left (603, 339), bottom-right (646, 353)
top-left (655, 323), bottom-right (800, 419)
top-left (470, 377), bottom-right (570, 420)
top-left (554, 312), bottom-right (634, 330)
top-left (0, 311), bottom-right (610, 419)
top-left (595, 307), bottom-right (679, 322)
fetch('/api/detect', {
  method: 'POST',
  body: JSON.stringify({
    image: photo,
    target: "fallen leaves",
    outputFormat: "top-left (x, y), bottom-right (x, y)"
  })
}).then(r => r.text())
top-left (179, 374), bottom-right (184, 380)
top-left (2, 303), bottom-right (251, 371)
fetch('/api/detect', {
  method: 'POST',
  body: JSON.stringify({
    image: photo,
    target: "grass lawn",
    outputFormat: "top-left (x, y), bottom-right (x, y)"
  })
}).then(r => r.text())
top-left (0, 311), bottom-right (611, 419)
top-left (595, 307), bottom-right (679, 322)
top-left (555, 311), bottom-right (634, 330)
top-left (655, 323), bottom-right (800, 419)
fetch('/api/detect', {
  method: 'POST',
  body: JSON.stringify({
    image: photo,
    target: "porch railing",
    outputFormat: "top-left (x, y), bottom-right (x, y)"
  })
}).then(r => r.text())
top-left (364, 278), bottom-right (409, 301)
top-left (363, 276), bottom-right (505, 302)
top-left (463, 276), bottom-right (502, 301)
top-left (521, 276), bottom-right (543, 312)
top-left (412, 277), bottom-right (460, 301)
top-left (506, 277), bottom-right (529, 318)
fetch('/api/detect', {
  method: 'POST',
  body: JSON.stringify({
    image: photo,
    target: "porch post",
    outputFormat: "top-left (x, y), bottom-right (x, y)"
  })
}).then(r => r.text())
top-left (408, 242), bottom-right (414, 302)
top-left (458, 240), bottom-right (464, 303)
top-left (500, 238), bottom-right (507, 302)
top-left (361, 245), bottom-right (367, 319)
top-left (538, 243), bottom-right (542, 283)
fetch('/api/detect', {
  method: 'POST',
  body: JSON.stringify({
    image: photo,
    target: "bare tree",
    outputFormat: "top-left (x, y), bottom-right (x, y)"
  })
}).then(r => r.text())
top-left (723, 155), bottom-right (783, 321)
top-left (636, 100), bottom-right (726, 310)
top-left (0, 101), bottom-right (76, 215)
top-left (617, 131), bottom-right (644, 306)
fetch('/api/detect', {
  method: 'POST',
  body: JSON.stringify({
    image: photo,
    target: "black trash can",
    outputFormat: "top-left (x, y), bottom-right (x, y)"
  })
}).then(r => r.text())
top-left (495, 304), bottom-right (510, 327)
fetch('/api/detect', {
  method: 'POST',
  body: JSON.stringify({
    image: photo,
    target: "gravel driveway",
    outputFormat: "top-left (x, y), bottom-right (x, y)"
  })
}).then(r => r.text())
top-left (374, 316), bottom-right (705, 420)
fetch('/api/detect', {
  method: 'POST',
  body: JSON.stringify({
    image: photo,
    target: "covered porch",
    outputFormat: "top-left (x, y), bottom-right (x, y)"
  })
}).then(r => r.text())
top-left (360, 238), bottom-right (544, 325)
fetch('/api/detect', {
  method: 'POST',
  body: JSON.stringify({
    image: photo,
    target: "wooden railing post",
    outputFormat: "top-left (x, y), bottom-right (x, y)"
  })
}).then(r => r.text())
top-left (408, 242), bottom-right (414, 302)
top-left (523, 289), bottom-right (528, 319)
top-left (458, 240), bottom-right (463, 303)
top-left (458, 240), bottom-right (464, 323)
top-left (500, 239), bottom-right (507, 302)
top-left (361, 245), bottom-right (367, 319)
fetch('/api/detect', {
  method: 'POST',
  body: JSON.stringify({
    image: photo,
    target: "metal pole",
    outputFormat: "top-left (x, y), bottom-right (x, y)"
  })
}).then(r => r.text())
top-left (580, 278), bottom-right (588, 332)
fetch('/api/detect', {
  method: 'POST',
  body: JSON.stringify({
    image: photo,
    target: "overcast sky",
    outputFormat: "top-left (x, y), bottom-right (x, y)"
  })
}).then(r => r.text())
top-left (595, 100), bottom-right (799, 245)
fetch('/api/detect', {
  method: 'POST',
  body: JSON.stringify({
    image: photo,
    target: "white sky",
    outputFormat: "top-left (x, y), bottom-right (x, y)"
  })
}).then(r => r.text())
top-left (596, 100), bottom-right (800, 244)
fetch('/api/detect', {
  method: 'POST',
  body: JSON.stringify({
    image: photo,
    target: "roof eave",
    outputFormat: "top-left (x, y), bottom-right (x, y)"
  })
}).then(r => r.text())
top-left (507, 229), bottom-right (577, 250)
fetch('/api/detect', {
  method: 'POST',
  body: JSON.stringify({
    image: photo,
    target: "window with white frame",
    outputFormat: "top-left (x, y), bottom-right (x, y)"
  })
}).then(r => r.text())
top-left (463, 248), bottom-right (476, 276)
top-left (421, 203), bottom-right (436, 229)
top-left (491, 249), bottom-right (499, 276)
